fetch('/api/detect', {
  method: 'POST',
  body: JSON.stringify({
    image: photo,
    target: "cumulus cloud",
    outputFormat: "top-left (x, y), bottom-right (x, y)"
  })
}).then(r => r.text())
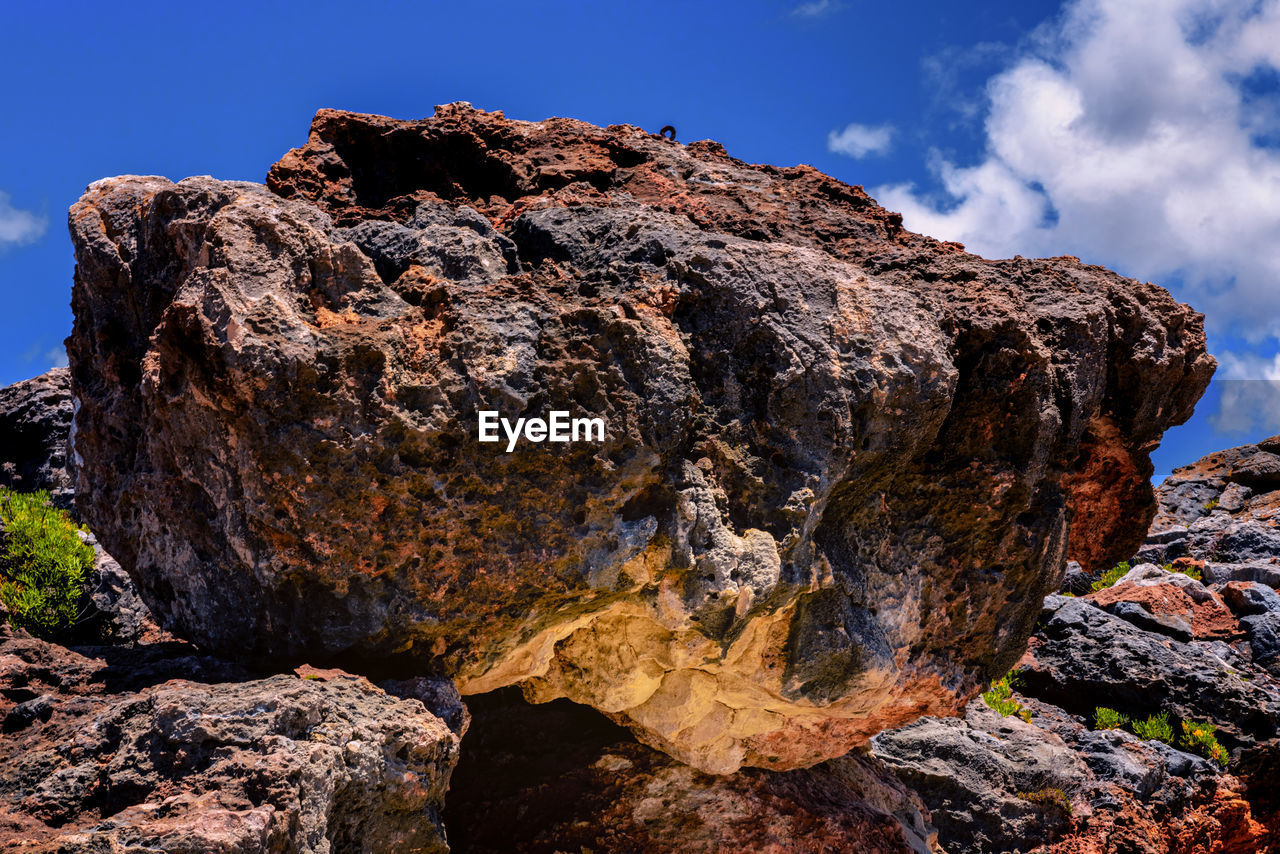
top-left (875, 0), bottom-right (1280, 349)
top-left (0, 191), bottom-right (46, 246)
top-left (828, 122), bottom-right (894, 158)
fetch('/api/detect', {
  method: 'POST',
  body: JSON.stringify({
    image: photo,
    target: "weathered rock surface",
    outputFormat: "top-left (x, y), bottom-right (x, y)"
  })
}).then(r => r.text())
top-left (0, 368), bottom-right (73, 509)
top-left (0, 621), bottom-right (459, 853)
top-left (444, 688), bottom-right (938, 854)
top-left (67, 104), bottom-right (1213, 772)
top-left (872, 696), bottom-right (1267, 854)
top-left (864, 434), bottom-right (1280, 852)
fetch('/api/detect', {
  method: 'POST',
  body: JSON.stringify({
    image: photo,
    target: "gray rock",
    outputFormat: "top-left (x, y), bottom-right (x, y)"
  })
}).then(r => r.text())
top-left (2, 693), bottom-right (54, 732)
top-left (1147, 525), bottom-right (1191, 544)
top-left (1220, 581), bottom-right (1280, 617)
top-left (1105, 600), bottom-right (1193, 641)
top-left (1203, 561), bottom-right (1280, 587)
top-left (1241, 612), bottom-right (1280, 668)
top-left (1019, 598), bottom-right (1280, 753)
top-left (1218, 482), bottom-right (1253, 513)
top-left (1212, 520), bottom-right (1280, 562)
top-left (1059, 560), bottom-right (1093, 595)
top-left (79, 530), bottom-right (157, 643)
top-left (0, 368), bottom-right (73, 510)
top-left (1229, 451), bottom-right (1280, 490)
top-left (872, 703), bottom-right (1082, 854)
top-left (1117, 562), bottom-right (1216, 603)
top-left (379, 675), bottom-right (470, 736)
top-left (1152, 480), bottom-right (1223, 529)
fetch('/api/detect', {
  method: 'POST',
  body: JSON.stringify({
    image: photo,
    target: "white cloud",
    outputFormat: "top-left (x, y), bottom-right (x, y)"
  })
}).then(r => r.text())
top-left (0, 191), bottom-right (46, 246)
top-left (45, 346), bottom-right (68, 370)
top-left (827, 122), bottom-right (894, 158)
top-left (792, 0), bottom-right (840, 18)
top-left (874, 0), bottom-right (1280, 348)
top-left (1207, 351), bottom-right (1280, 435)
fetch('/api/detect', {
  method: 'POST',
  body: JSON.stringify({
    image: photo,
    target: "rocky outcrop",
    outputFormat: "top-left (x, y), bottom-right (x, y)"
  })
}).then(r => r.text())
top-left (0, 621), bottom-right (459, 853)
top-left (0, 368), bottom-right (73, 510)
top-left (444, 689), bottom-right (937, 854)
top-left (872, 696), bottom-right (1269, 854)
top-left (870, 434), bottom-right (1280, 853)
top-left (66, 104), bottom-right (1213, 772)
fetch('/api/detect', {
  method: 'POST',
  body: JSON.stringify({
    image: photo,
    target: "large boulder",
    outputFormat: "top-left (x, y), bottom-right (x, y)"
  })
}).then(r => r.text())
top-left (0, 368), bottom-right (74, 509)
top-left (67, 104), bottom-right (1213, 773)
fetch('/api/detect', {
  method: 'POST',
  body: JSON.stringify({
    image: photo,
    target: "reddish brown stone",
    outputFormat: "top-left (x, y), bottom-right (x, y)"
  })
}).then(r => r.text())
top-left (1088, 581), bottom-right (1240, 640)
top-left (68, 104), bottom-right (1214, 772)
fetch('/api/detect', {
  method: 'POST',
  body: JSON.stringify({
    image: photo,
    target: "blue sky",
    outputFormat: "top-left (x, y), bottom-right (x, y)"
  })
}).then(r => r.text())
top-left (2, 0), bottom-right (1278, 477)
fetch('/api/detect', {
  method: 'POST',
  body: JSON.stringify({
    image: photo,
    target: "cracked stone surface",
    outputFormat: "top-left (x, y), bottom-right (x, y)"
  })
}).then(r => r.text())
top-left (67, 104), bottom-right (1212, 772)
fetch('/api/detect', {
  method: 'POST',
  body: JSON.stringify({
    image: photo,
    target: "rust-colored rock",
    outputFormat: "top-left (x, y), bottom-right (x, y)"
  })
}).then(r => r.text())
top-left (68, 104), bottom-right (1213, 772)
top-left (1087, 578), bottom-right (1240, 640)
top-left (0, 623), bottom-right (458, 853)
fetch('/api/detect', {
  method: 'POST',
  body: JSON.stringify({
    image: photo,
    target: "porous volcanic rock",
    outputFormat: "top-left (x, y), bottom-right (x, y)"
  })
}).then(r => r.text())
top-left (68, 104), bottom-right (1213, 772)
top-left (444, 688), bottom-right (937, 854)
top-left (871, 696), bottom-right (1268, 854)
top-left (0, 622), bottom-right (459, 853)
top-left (0, 368), bottom-right (73, 509)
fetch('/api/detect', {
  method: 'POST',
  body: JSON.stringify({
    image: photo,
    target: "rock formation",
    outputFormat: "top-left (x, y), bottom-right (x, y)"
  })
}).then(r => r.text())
top-left (0, 368), bottom-right (73, 510)
top-left (865, 436), bottom-right (1280, 853)
top-left (65, 104), bottom-right (1213, 773)
top-left (0, 621), bottom-right (460, 853)
top-left (444, 689), bottom-right (936, 854)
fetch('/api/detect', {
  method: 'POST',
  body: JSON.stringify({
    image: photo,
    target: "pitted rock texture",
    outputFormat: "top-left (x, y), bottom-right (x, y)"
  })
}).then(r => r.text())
top-left (68, 104), bottom-right (1212, 772)
top-left (0, 368), bottom-right (73, 510)
top-left (873, 694), bottom-right (1270, 854)
top-left (0, 622), bottom-right (459, 853)
top-left (444, 689), bottom-right (938, 854)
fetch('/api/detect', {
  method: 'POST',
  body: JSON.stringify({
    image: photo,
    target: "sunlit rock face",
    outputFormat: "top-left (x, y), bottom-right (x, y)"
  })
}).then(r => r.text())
top-left (67, 104), bottom-right (1212, 773)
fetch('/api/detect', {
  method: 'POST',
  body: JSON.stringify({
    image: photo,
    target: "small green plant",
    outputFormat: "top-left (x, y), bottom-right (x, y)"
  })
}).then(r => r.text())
top-left (1133, 711), bottom-right (1174, 744)
top-left (1204, 497), bottom-right (1219, 511)
top-left (1016, 787), bottom-right (1072, 816)
top-left (1180, 720), bottom-right (1229, 768)
top-left (1176, 565), bottom-right (1203, 582)
top-left (1090, 561), bottom-right (1131, 592)
top-left (1094, 707), bottom-right (1129, 730)
top-left (0, 489), bottom-right (94, 638)
top-left (983, 674), bottom-right (1032, 723)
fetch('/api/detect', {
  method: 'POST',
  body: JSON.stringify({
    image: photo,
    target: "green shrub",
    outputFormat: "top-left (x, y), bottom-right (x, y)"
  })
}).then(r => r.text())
top-left (1180, 720), bottom-right (1229, 768)
top-left (982, 674), bottom-right (1032, 723)
top-left (1175, 564), bottom-right (1203, 582)
top-left (1133, 711), bottom-right (1174, 744)
top-left (1016, 787), bottom-right (1072, 815)
top-left (0, 489), bottom-right (94, 637)
top-left (1094, 707), bottom-right (1128, 730)
top-left (1090, 561), bottom-right (1131, 592)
